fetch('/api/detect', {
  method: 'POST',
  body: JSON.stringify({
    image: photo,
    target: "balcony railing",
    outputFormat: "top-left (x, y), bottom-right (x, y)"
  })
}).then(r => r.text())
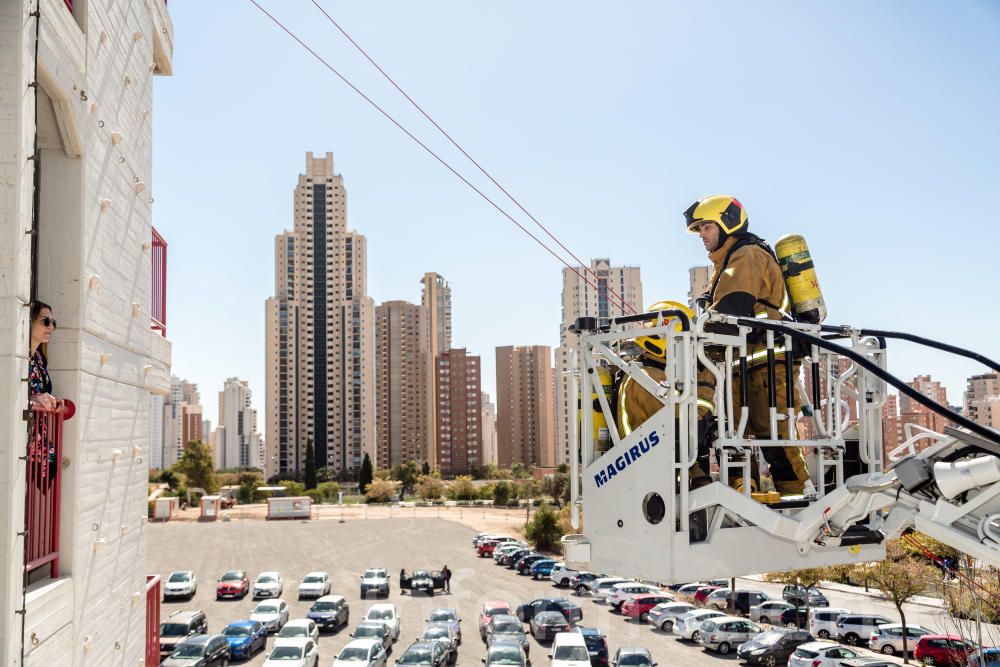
top-left (145, 575), bottom-right (161, 666)
top-left (25, 402), bottom-right (73, 578)
top-left (64, 0), bottom-right (72, 11)
top-left (151, 227), bottom-right (167, 336)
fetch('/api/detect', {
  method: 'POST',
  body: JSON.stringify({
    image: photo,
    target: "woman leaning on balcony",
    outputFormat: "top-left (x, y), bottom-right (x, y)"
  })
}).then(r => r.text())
top-left (28, 301), bottom-right (60, 484)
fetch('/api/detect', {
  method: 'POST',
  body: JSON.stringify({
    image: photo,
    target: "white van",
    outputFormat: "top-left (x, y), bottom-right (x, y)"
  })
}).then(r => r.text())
top-left (808, 607), bottom-right (850, 640)
top-left (549, 632), bottom-right (590, 667)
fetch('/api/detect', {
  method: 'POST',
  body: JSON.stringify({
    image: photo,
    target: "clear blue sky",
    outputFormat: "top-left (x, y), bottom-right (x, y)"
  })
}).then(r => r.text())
top-left (153, 1), bottom-right (1000, 430)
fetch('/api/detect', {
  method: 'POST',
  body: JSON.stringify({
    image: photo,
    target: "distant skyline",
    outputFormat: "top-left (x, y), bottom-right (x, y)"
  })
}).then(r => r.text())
top-left (152, 1), bottom-right (1000, 429)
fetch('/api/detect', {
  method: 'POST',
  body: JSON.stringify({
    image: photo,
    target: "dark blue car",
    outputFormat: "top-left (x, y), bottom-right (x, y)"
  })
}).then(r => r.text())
top-left (529, 560), bottom-right (557, 580)
top-left (221, 620), bottom-right (266, 660)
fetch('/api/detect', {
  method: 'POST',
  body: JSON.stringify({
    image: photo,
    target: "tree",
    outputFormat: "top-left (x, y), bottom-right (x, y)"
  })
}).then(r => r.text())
top-left (304, 439), bottom-right (317, 490)
top-left (415, 475), bottom-right (445, 501)
top-left (359, 453), bottom-right (374, 494)
top-left (374, 468), bottom-right (392, 481)
top-left (173, 441), bottom-right (217, 493)
top-left (511, 463), bottom-right (533, 479)
top-left (866, 541), bottom-right (939, 662)
top-left (278, 479), bottom-right (305, 497)
top-left (448, 475), bottom-right (477, 501)
top-left (365, 478), bottom-right (398, 503)
top-left (526, 502), bottom-right (564, 551)
top-left (317, 481), bottom-right (341, 502)
top-left (762, 567), bottom-right (830, 624)
top-left (518, 479), bottom-right (541, 501)
top-left (421, 461), bottom-right (431, 476)
top-left (492, 481), bottom-right (511, 507)
top-left (392, 460), bottom-right (421, 496)
top-left (237, 477), bottom-right (260, 504)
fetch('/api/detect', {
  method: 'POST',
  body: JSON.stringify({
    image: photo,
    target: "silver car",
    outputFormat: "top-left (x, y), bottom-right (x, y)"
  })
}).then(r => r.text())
top-left (673, 609), bottom-right (725, 641)
top-left (647, 602), bottom-right (695, 632)
top-left (866, 623), bottom-right (933, 656)
top-left (750, 600), bottom-right (795, 625)
top-left (695, 615), bottom-right (761, 655)
top-left (427, 608), bottom-right (462, 644)
top-left (421, 622), bottom-right (459, 663)
top-left (334, 638), bottom-right (388, 667)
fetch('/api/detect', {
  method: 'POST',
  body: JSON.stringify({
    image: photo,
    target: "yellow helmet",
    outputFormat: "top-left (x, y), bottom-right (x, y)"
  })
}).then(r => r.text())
top-left (634, 300), bottom-right (694, 361)
top-left (684, 195), bottom-right (748, 235)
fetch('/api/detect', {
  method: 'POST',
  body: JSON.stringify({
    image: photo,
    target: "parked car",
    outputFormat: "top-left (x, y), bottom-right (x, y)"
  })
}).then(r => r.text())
top-left (589, 578), bottom-right (631, 601)
top-left (334, 638), bottom-right (389, 667)
top-left (675, 583), bottom-right (705, 603)
top-left (966, 648), bottom-right (1000, 667)
top-left (494, 544), bottom-right (527, 564)
top-left (262, 637), bottom-right (319, 667)
top-left (475, 534), bottom-right (502, 548)
top-left (278, 618), bottom-right (319, 643)
top-left (835, 614), bottom-right (895, 646)
top-left (253, 571), bottom-right (284, 599)
top-left (307, 594), bottom-right (350, 631)
top-left (782, 585), bottom-right (830, 608)
top-left (672, 609), bottom-right (725, 642)
top-left (787, 641), bottom-right (859, 667)
top-left (705, 588), bottom-right (734, 610)
top-left (427, 608), bottom-right (462, 644)
top-left (549, 563), bottom-right (579, 588)
top-left (529, 611), bottom-right (571, 642)
top-left (867, 623), bottom-right (933, 656)
top-left (515, 555), bottom-right (548, 575)
top-left (735, 628), bottom-right (814, 666)
top-left (606, 583), bottom-right (664, 612)
top-left (530, 560), bottom-right (558, 580)
top-left (420, 622), bottom-right (458, 663)
top-left (750, 600), bottom-right (795, 625)
top-left (573, 626), bottom-right (608, 667)
top-left (478, 540), bottom-right (502, 558)
top-left (395, 640), bottom-right (450, 667)
top-left (252, 599), bottom-right (290, 633)
top-left (693, 585), bottom-right (722, 605)
top-left (216, 570), bottom-right (250, 599)
top-left (549, 632), bottom-right (591, 667)
top-left (610, 646), bottom-right (655, 667)
top-left (163, 571), bottom-right (198, 601)
top-left (516, 598), bottom-right (582, 624)
top-left (807, 607), bottom-right (850, 640)
top-left (569, 573), bottom-right (609, 596)
top-left (479, 601), bottom-right (514, 640)
top-left (696, 615), bottom-right (761, 654)
top-left (732, 590), bottom-right (773, 616)
top-left (161, 633), bottom-right (230, 667)
top-left (913, 635), bottom-right (977, 666)
top-left (401, 570), bottom-right (445, 596)
top-left (503, 549), bottom-right (535, 568)
top-left (298, 571), bottom-right (332, 599)
top-left (646, 602), bottom-right (696, 632)
top-left (221, 620), bottom-right (267, 660)
top-left (778, 606), bottom-right (811, 630)
top-left (482, 640), bottom-right (527, 667)
top-left (366, 603), bottom-right (402, 641)
top-left (159, 610), bottom-right (209, 657)
top-left (620, 594), bottom-right (673, 622)
top-left (352, 621), bottom-right (394, 654)
top-left (838, 659), bottom-right (895, 667)
top-left (485, 615), bottom-right (531, 658)
top-left (357, 568), bottom-right (390, 598)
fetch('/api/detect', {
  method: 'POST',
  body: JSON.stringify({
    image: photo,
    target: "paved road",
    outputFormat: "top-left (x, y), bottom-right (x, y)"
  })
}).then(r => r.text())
top-left (149, 516), bottom-right (922, 667)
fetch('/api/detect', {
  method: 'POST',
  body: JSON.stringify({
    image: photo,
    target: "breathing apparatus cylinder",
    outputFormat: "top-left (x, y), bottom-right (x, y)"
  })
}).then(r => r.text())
top-left (579, 366), bottom-right (614, 455)
top-left (775, 234), bottom-right (827, 324)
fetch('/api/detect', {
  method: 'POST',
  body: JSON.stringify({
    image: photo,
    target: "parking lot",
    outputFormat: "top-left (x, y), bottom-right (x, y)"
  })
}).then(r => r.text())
top-left (149, 515), bottom-right (918, 667)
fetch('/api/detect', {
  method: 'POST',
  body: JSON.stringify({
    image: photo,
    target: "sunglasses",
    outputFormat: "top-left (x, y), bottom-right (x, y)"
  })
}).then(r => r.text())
top-left (40, 317), bottom-right (57, 329)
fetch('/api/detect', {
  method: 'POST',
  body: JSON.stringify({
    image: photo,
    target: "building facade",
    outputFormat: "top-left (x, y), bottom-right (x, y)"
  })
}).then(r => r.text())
top-left (265, 153), bottom-right (376, 478)
top-left (481, 392), bottom-right (498, 466)
top-left (218, 377), bottom-right (261, 470)
top-left (421, 272), bottom-right (452, 356)
top-left (882, 375), bottom-right (954, 458)
top-left (0, 1), bottom-right (174, 664)
top-left (965, 372), bottom-right (1000, 430)
top-left (688, 265), bottom-right (712, 311)
top-left (162, 376), bottom-right (202, 469)
top-left (435, 349), bottom-right (482, 476)
top-left (375, 300), bottom-right (433, 469)
top-left (496, 345), bottom-right (556, 468)
top-left (555, 259), bottom-right (642, 464)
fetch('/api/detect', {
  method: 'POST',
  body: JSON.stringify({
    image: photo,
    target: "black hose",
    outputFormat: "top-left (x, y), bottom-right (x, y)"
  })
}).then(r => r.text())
top-left (735, 318), bottom-right (1000, 448)
top-left (822, 326), bottom-right (1000, 373)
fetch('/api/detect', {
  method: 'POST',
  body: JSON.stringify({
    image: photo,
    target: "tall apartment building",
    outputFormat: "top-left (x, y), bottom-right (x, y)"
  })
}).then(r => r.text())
top-left (218, 377), bottom-right (262, 470)
top-left (436, 349), bottom-right (482, 475)
top-left (800, 358), bottom-right (857, 439)
top-left (422, 272), bottom-right (452, 355)
top-left (163, 376), bottom-right (203, 469)
top-left (965, 372), bottom-right (1000, 429)
top-left (375, 300), bottom-right (433, 469)
top-left (481, 392), bottom-right (498, 466)
top-left (555, 259), bottom-right (642, 464)
top-left (0, 1), bottom-right (174, 663)
top-left (265, 153), bottom-right (376, 478)
top-left (688, 265), bottom-right (712, 310)
top-left (497, 346), bottom-right (557, 468)
top-left (882, 375), bottom-right (954, 457)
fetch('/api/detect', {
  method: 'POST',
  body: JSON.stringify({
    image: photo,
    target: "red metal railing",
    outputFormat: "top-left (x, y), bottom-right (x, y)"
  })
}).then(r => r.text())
top-left (64, 0), bottom-right (72, 11)
top-left (145, 575), bottom-right (161, 666)
top-left (151, 227), bottom-right (167, 336)
top-left (25, 403), bottom-right (72, 578)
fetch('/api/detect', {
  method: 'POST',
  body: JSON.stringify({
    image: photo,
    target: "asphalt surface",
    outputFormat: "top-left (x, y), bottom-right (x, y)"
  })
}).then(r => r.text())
top-left (149, 516), bottom-right (919, 667)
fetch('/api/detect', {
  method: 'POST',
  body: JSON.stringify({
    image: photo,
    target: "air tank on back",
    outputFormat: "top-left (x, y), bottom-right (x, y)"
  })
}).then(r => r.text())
top-left (776, 233), bottom-right (827, 324)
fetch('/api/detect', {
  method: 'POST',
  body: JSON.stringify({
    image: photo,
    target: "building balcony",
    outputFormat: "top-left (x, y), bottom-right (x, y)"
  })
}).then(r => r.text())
top-left (26, 401), bottom-right (74, 579)
top-left (151, 227), bottom-right (167, 337)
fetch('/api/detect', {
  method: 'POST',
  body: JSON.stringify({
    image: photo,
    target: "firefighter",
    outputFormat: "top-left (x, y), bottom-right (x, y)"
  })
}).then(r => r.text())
top-left (684, 195), bottom-right (810, 495)
top-left (618, 301), bottom-right (714, 490)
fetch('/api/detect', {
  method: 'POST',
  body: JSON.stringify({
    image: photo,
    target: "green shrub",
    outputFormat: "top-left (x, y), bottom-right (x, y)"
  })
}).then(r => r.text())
top-left (526, 502), bottom-right (564, 552)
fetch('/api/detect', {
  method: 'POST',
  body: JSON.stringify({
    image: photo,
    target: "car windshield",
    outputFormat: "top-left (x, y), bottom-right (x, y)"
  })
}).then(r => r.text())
top-left (269, 646), bottom-right (304, 659)
top-left (312, 601), bottom-right (338, 612)
top-left (168, 573), bottom-right (190, 582)
top-left (255, 604), bottom-right (278, 614)
top-left (430, 611), bottom-right (455, 622)
top-left (368, 609), bottom-right (394, 620)
top-left (258, 575), bottom-right (277, 583)
top-left (486, 606), bottom-right (509, 616)
top-left (616, 653), bottom-right (651, 667)
top-left (756, 632), bottom-right (785, 645)
top-left (279, 625), bottom-right (307, 637)
top-left (494, 623), bottom-right (522, 634)
top-left (539, 615), bottom-right (565, 625)
top-left (399, 649), bottom-right (433, 664)
top-left (222, 572), bottom-right (243, 581)
top-left (171, 644), bottom-right (206, 658)
top-left (423, 627), bottom-right (449, 639)
top-left (303, 575), bottom-right (324, 583)
top-left (554, 647), bottom-right (589, 661)
top-left (354, 626), bottom-right (383, 638)
top-left (364, 570), bottom-right (384, 578)
top-left (224, 625), bottom-right (251, 637)
top-left (160, 623), bottom-right (189, 637)
top-left (583, 636), bottom-right (604, 651)
top-left (488, 647), bottom-right (523, 664)
top-left (413, 571), bottom-right (431, 578)
top-left (339, 647), bottom-right (371, 661)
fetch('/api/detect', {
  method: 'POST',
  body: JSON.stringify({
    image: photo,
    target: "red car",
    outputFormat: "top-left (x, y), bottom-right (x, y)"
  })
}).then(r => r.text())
top-left (621, 593), bottom-right (673, 621)
top-left (693, 586), bottom-right (721, 605)
top-left (215, 570), bottom-right (249, 599)
top-left (479, 600), bottom-right (513, 639)
top-left (913, 635), bottom-right (977, 666)
top-left (478, 540), bottom-right (501, 557)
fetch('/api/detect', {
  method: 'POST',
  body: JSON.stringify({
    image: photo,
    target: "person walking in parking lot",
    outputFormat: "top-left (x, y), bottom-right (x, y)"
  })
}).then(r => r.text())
top-left (442, 565), bottom-right (451, 593)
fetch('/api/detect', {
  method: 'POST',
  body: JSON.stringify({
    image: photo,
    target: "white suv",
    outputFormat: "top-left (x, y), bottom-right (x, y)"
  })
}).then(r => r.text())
top-left (807, 607), bottom-right (850, 640)
top-left (163, 570), bottom-right (197, 600)
top-left (253, 571), bottom-right (284, 599)
top-left (606, 583), bottom-right (663, 612)
top-left (549, 632), bottom-right (590, 667)
top-left (549, 563), bottom-right (579, 588)
top-left (298, 571), bottom-right (331, 600)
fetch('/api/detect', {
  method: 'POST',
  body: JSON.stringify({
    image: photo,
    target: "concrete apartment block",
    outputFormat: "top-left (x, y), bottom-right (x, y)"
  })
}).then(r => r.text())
top-left (0, 1), bottom-right (173, 665)
top-left (496, 345), bottom-right (556, 468)
top-left (435, 348), bottom-right (482, 476)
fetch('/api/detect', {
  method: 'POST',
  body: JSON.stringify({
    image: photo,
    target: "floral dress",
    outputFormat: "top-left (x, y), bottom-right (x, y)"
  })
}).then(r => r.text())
top-left (28, 347), bottom-right (57, 485)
